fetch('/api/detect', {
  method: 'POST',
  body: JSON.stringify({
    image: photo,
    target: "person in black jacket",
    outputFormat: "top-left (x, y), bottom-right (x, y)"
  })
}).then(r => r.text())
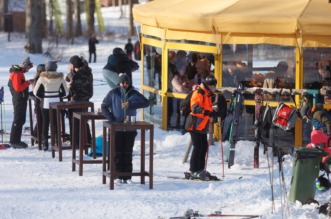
top-left (8, 57), bottom-right (34, 149)
top-left (101, 74), bottom-right (149, 184)
top-left (66, 56), bottom-right (94, 147)
top-left (88, 34), bottom-right (99, 63)
top-left (124, 38), bottom-right (134, 59)
top-left (102, 47), bottom-right (139, 89)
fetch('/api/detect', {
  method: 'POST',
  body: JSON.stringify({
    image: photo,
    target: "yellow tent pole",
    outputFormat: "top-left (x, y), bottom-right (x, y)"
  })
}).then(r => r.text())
top-left (161, 32), bottom-right (168, 130)
top-left (294, 44), bottom-right (303, 148)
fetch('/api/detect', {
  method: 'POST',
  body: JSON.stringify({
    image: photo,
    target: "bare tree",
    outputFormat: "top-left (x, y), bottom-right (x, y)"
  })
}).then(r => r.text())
top-left (87, 0), bottom-right (95, 36)
top-left (128, 0), bottom-right (134, 36)
top-left (74, 0), bottom-right (82, 36)
top-left (66, 0), bottom-right (73, 43)
top-left (26, 0), bottom-right (43, 53)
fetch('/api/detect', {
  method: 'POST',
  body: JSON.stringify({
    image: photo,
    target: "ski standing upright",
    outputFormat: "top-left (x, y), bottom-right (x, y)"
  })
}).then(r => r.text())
top-left (253, 88), bottom-right (263, 168)
top-left (227, 83), bottom-right (244, 168)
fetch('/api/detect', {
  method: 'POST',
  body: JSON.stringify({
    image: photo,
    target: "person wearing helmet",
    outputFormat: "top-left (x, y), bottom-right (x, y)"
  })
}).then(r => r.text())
top-left (184, 75), bottom-right (222, 180)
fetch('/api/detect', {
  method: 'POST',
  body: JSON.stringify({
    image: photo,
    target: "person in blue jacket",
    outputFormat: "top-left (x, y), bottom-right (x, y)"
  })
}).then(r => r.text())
top-left (101, 74), bottom-right (149, 184)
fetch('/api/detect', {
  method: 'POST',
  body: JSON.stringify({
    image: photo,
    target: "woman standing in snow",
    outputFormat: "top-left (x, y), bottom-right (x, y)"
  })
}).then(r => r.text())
top-left (33, 60), bottom-right (68, 151)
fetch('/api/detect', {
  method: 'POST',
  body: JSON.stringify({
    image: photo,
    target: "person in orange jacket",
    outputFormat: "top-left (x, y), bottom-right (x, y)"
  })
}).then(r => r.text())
top-left (184, 75), bottom-right (221, 180)
top-left (8, 57), bottom-right (34, 149)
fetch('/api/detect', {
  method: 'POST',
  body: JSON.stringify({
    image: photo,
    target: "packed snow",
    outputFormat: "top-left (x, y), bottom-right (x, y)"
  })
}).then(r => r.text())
top-left (0, 4), bottom-right (330, 219)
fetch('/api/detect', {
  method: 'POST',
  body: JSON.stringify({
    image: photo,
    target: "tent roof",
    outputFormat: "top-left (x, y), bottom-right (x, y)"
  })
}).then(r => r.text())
top-left (133, 0), bottom-right (331, 47)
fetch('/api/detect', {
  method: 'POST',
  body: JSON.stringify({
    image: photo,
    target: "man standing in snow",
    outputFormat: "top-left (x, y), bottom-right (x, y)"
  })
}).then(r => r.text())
top-left (101, 74), bottom-right (149, 184)
top-left (124, 38), bottom-right (134, 59)
top-left (66, 55), bottom-right (93, 148)
top-left (8, 57), bottom-right (34, 149)
top-left (184, 75), bottom-right (221, 180)
top-left (88, 34), bottom-right (99, 63)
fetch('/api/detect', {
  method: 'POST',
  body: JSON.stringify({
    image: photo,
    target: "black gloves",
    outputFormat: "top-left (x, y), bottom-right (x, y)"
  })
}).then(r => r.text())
top-left (204, 110), bottom-right (217, 117)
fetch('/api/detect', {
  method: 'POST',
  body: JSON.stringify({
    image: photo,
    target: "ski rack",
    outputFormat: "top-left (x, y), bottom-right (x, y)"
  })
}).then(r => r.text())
top-left (217, 87), bottom-right (320, 107)
top-left (217, 87), bottom-right (317, 96)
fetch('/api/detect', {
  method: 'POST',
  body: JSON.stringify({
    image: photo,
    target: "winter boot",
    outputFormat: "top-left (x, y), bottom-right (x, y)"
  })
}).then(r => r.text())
top-left (43, 139), bottom-right (49, 151)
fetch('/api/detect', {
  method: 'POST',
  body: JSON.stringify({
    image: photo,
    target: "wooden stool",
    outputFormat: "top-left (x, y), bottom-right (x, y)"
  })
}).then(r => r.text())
top-left (49, 101), bottom-right (94, 161)
top-left (72, 112), bottom-right (106, 176)
top-left (102, 121), bottom-right (154, 190)
top-left (28, 93), bottom-right (42, 150)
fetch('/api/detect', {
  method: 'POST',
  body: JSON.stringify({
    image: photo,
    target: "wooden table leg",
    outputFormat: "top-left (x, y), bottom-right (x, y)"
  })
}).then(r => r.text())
top-left (141, 129), bottom-right (145, 185)
top-left (102, 126), bottom-right (107, 184)
top-left (79, 118), bottom-right (85, 176)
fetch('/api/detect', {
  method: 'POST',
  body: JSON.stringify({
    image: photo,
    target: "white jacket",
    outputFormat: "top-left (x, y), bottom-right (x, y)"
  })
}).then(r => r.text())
top-left (33, 71), bottom-right (68, 109)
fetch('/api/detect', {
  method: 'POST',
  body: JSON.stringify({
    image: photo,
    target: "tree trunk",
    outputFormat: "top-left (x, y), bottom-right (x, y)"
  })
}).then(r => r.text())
top-left (74, 0), bottom-right (82, 36)
top-left (41, 0), bottom-right (47, 37)
top-left (66, 0), bottom-right (73, 43)
top-left (26, 0), bottom-right (43, 54)
top-left (88, 0), bottom-right (95, 36)
top-left (128, 0), bottom-right (134, 36)
top-left (0, 0), bottom-right (7, 31)
top-left (49, 0), bottom-right (54, 36)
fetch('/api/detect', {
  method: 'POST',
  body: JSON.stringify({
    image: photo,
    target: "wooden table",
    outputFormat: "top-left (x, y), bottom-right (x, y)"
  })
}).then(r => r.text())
top-left (49, 101), bottom-right (94, 161)
top-left (102, 121), bottom-right (154, 190)
top-left (72, 112), bottom-right (106, 176)
top-left (28, 93), bottom-right (42, 150)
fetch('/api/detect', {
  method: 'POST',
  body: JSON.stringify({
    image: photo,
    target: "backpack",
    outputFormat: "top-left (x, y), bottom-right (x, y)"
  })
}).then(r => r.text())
top-left (272, 102), bottom-right (297, 131)
top-left (180, 88), bottom-right (205, 133)
top-left (180, 89), bottom-right (196, 117)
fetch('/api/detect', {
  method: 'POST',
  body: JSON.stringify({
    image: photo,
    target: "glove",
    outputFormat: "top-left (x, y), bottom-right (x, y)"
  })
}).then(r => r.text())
top-left (204, 110), bottom-right (217, 117)
top-left (204, 110), bottom-right (211, 116)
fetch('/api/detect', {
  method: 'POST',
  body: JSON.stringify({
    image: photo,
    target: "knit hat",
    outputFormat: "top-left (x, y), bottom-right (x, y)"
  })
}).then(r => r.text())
top-left (70, 56), bottom-right (84, 68)
top-left (113, 47), bottom-right (125, 55)
top-left (19, 57), bottom-right (33, 68)
top-left (45, 60), bottom-right (58, 71)
top-left (37, 64), bottom-right (46, 73)
top-left (119, 74), bottom-right (131, 85)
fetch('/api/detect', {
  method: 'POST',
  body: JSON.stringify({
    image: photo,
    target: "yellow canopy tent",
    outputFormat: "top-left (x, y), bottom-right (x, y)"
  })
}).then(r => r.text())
top-left (133, 0), bottom-right (331, 146)
top-left (133, 0), bottom-right (331, 47)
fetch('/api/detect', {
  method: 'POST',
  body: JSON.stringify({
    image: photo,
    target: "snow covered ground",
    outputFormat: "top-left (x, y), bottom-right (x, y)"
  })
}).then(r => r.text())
top-left (0, 4), bottom-right (330, 219)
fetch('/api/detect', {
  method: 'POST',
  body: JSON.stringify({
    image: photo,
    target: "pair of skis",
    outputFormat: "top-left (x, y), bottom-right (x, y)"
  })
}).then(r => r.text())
top-left (169, 209), bottom-right (260, 218)
top-left (228, 85), bottom-right (264, 169)
top-left (227, 83), bottom-right (244, 168)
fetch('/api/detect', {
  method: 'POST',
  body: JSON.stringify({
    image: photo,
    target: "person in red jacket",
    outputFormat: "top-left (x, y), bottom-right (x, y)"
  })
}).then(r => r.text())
top-left (184, 75), bottom-right (221, 180)
top-left (8, 57), bottom-right (34, 149)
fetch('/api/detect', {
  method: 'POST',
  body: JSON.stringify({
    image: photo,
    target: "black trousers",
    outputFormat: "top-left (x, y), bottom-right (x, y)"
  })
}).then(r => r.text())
top-left (41, 108), bottom-right (57, 140)
top-left (68, 108), bottom-right (92, 146)
top-left (189, 131), bottom-right (208, 172)
top-left (115, 131), bottom-right (137, 180)
top-left (89, 51), bottom-right (96, 63)
top-left (10, 100), bottom-right (27, 143)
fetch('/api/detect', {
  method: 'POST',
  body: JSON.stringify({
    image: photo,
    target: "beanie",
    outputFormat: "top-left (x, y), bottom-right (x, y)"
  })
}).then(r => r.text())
top-left (45, 60), bottom-right (58, 71)
top-left (70, 56), bottom-right (84, 68)
top-left (37, 64), bottom-right (46, 73)
top-left (119, 74), bottom-right (131, 85)
top-left (113, 47), bottom-right (125, 55)
top-left (19, 57), bottom-right (33, 68)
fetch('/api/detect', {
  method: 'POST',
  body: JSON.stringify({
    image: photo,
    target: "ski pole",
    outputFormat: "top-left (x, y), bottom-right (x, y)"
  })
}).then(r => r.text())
top-left (218, 117), bottom-right (225, 178)
top-left (205, 117), bottom-right (213, 176)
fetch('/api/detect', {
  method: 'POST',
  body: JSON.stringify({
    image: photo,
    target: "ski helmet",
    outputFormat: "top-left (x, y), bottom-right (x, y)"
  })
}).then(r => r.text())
top-left (205, 75), bottom-right (217, 86)
top-left (315, 175), bottom-right (330, 191)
